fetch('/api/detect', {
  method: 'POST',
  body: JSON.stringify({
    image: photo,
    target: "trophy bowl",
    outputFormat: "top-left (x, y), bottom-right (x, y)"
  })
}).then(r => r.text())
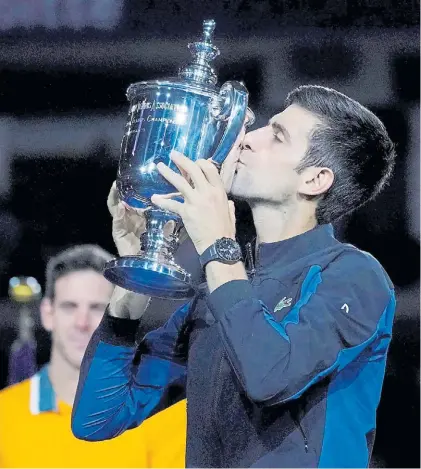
top-left (104, 19), bottom-right (254, 299)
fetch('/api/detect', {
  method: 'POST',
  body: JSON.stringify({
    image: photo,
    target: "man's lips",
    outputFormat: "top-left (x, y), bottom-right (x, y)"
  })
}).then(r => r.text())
top-left (237, 149), bottom-right (250, 165)
top-left (234, 160), bottom-right (245, 175)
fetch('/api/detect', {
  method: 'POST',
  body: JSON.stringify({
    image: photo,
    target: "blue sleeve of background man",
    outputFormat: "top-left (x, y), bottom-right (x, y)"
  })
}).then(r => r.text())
top-left (71, 299), bottom-right (195, 441)
top-left (207, 252), bottom-right (396, 406)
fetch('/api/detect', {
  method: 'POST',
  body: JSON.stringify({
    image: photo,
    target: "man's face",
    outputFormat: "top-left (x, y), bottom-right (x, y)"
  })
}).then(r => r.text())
top-left (225, 104), bottom-right (322, 205)
top-left (41, 270), bottom-right (113, 370)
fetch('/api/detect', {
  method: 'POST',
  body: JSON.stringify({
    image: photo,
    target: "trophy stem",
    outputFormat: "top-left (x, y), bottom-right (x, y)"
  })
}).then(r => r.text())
top-left (103, 209), bottom-right (195, 299)
top-left (140, 209), bottom-right (181, 263)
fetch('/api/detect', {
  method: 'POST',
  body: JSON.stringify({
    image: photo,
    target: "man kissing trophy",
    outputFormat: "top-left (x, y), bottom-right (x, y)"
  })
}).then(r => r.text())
top-left (104, 19), bottom-right (254, 299)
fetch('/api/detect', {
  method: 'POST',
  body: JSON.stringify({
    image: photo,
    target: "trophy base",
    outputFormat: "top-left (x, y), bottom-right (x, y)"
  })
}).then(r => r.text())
top-left (103, 256), bottom-right (195, 300)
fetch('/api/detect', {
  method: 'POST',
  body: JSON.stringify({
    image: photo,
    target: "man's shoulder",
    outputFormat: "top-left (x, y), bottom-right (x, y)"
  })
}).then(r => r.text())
top-left (0, 377), bottom-right (31, 402)
top-left (331, 242), bottom-right (393, 288)
top-left (0, 377), bottom-right (32, 418)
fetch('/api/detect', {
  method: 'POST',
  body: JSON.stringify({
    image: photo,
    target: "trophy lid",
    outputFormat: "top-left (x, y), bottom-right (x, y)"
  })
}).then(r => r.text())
top-left (126, 20), bottom-right (223, 102)
top-left (178, 19), bottom-right (220, 87)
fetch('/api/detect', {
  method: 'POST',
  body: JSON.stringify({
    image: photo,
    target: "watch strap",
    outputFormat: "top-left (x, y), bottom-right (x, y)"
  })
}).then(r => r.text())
top-left (199, 244), bottom-right (218, 269)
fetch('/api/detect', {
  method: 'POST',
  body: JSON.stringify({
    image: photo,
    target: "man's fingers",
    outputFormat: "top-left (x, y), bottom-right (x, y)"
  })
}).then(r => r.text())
top-left (107, 181), bottom-right (119, 216)
top-left (228, 200), bottom-right (236, 225)
top-left (151, 194), bottom-right (184, 215)
top-left (197, 159), bottom-right (224, 188)
top-left (156, 162), bottom-right (195, 199)
top-left (170, 151), bottom-right (209, 191)
top-left (160, 191), bottom-right (183, 200)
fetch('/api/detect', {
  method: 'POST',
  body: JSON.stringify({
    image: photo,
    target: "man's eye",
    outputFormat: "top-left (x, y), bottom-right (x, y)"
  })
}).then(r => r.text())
top-left (274, 132), bottom-right (284, 143)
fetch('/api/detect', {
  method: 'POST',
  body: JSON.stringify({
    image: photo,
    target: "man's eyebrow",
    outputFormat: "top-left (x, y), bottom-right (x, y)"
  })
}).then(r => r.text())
top-left (89, 302), bottom-right (108, 309)
top-left (269, 120), bottom-right (291, 142)
top-left (59, 300), bottom-right (77, 305)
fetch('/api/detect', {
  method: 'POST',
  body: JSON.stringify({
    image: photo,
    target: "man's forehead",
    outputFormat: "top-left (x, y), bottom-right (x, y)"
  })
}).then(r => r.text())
top-left (55, 269), bottom-right (106, 284)
top-left (53, 270), bottom-right (113, 296)
top-left (53, 291), bottom-right (111, 304)
top-left (270, 105), bottom-right (321, 134)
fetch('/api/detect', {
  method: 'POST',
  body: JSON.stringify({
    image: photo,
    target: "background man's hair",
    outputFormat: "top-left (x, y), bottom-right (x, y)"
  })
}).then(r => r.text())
top-left (285, 85), bottom-right (396, 223)
top-left (44, 244), bottom-right (113, 299)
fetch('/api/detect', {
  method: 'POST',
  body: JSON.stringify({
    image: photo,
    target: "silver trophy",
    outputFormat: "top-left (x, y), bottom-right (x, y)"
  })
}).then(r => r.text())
top-left (104, 19), bottom-right (254, 299)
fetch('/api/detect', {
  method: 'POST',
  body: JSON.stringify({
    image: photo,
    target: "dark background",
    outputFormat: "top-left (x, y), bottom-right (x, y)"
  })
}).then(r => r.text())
top-left (0, 1), bottom-right (419, 467)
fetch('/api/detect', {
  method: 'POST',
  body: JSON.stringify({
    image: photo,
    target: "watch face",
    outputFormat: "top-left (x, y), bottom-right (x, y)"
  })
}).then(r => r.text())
top-left (215, 237), bottom-right (242, 262)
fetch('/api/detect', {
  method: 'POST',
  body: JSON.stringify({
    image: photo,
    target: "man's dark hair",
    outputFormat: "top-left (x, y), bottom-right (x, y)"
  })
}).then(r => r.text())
top-left (45, 244), bottom-right (113, 299)
top-left (285, 85), bottom-right (396, 223)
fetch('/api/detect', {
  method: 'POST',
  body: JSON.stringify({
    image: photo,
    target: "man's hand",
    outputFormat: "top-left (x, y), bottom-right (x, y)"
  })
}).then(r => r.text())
top-left (107, 182), bottom-right (145, 257)
top-left (151, 152), bottom-right (236, 255)
top-left (106, 182), bottom-right (149, 319)
top-left (107, 181), bottom-right (189, 257)
top-left (107, 181), bottom-right (188, 320)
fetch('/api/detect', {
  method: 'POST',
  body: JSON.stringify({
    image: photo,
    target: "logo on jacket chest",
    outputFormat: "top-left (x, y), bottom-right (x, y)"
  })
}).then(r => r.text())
top-left (274, 296), bottom-right (293, 312)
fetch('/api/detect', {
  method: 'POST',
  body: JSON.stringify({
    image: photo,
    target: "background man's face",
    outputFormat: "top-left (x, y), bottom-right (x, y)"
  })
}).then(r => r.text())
top-left (41, 270), bottom-right (113, 369)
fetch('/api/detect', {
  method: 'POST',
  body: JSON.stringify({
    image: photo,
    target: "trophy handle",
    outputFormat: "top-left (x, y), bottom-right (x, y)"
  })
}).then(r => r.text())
top-left (210, 81), bottom-right (249, 166)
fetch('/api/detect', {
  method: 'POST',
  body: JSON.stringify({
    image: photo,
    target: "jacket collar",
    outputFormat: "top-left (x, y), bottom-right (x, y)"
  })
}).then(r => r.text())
top-left (29, 365), bottom-right (57, 414)
top-left (246, 223), bottom-right (338, 271)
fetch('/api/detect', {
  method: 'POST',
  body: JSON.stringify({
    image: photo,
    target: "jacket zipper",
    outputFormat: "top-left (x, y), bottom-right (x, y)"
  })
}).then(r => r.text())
top-left (212, 353), bottom-right (225, 429)
top-left (245, 242), bottom-right (256, 278)
top-left (246, 240), bottom-right (309, 453)
top-left (298, 421), bottom-right (309, 453)
top-left (211, 352), bottom-right (225, 464)
top-left (291, 409), bottom-right (309, 453)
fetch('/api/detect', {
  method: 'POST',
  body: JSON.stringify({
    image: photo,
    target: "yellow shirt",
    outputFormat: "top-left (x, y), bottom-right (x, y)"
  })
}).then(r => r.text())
top-left (0, 366), bottom-right (186, 468)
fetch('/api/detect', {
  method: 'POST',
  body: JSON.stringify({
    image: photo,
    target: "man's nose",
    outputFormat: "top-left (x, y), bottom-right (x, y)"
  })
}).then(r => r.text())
top-left (240, 132), bottom-right (254, 151)
top-left (241, 125), bottom-right (265, 151)
top-left (74, 310), bottom-right (90, 330)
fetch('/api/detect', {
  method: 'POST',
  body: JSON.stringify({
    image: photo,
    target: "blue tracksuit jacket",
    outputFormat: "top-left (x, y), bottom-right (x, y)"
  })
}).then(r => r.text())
top-left (72, 224), bottom-right (396, 467)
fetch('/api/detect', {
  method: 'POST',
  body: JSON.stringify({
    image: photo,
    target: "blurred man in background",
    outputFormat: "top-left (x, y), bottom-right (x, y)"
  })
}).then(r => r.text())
top-left (0, 244), bottom-right (186, 468)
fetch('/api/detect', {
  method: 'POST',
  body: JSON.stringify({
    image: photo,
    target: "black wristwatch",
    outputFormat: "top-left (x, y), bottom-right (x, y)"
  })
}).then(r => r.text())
top-left (199, 237), bottom-right (243, 269)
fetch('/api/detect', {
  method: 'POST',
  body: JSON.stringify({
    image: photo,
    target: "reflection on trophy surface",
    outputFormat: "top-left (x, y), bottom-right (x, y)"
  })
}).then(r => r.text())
top-left (104, 19), bottom-right (255, 299)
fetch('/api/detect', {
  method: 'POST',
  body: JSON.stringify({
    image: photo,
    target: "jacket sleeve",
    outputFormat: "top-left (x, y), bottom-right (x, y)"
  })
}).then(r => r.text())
top-left (71, 299), bottom-right (194, 441)
top-left (207, 252), bottom-right (396, 405)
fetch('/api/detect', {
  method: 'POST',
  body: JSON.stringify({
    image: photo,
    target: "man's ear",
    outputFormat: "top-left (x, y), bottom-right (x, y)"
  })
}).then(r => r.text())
top-left (40, 297), bottom-right (54, 332)
top-left (298, 166), bottom-right (334, 197)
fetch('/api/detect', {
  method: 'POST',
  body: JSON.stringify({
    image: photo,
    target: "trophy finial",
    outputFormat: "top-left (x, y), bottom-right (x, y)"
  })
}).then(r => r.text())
top-left (203, 19), bottom-right (216, 43)
top-left (178, 19), bottom-right (220, 86)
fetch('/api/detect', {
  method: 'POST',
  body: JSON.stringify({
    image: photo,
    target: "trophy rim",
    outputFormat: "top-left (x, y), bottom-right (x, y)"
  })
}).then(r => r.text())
top-left (103, 256), bottom-right (196, 300)
top-left (126, 77), bottom-right (219, 101)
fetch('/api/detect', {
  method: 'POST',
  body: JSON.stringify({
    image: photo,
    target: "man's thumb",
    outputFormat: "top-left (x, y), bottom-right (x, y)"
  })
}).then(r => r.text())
top-left (228, 200), bottom-right (236, 225)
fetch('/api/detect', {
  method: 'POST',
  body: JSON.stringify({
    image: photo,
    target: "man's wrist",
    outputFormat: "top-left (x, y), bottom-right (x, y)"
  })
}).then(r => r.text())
top-left (205, 261), bottom-right (248, 294)
top-left (108, 286), bottom-right (151, 320)
top-left (199, 236), bottom-right (242, 270)
top-left (196, 234), bottom-right (236, 256)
